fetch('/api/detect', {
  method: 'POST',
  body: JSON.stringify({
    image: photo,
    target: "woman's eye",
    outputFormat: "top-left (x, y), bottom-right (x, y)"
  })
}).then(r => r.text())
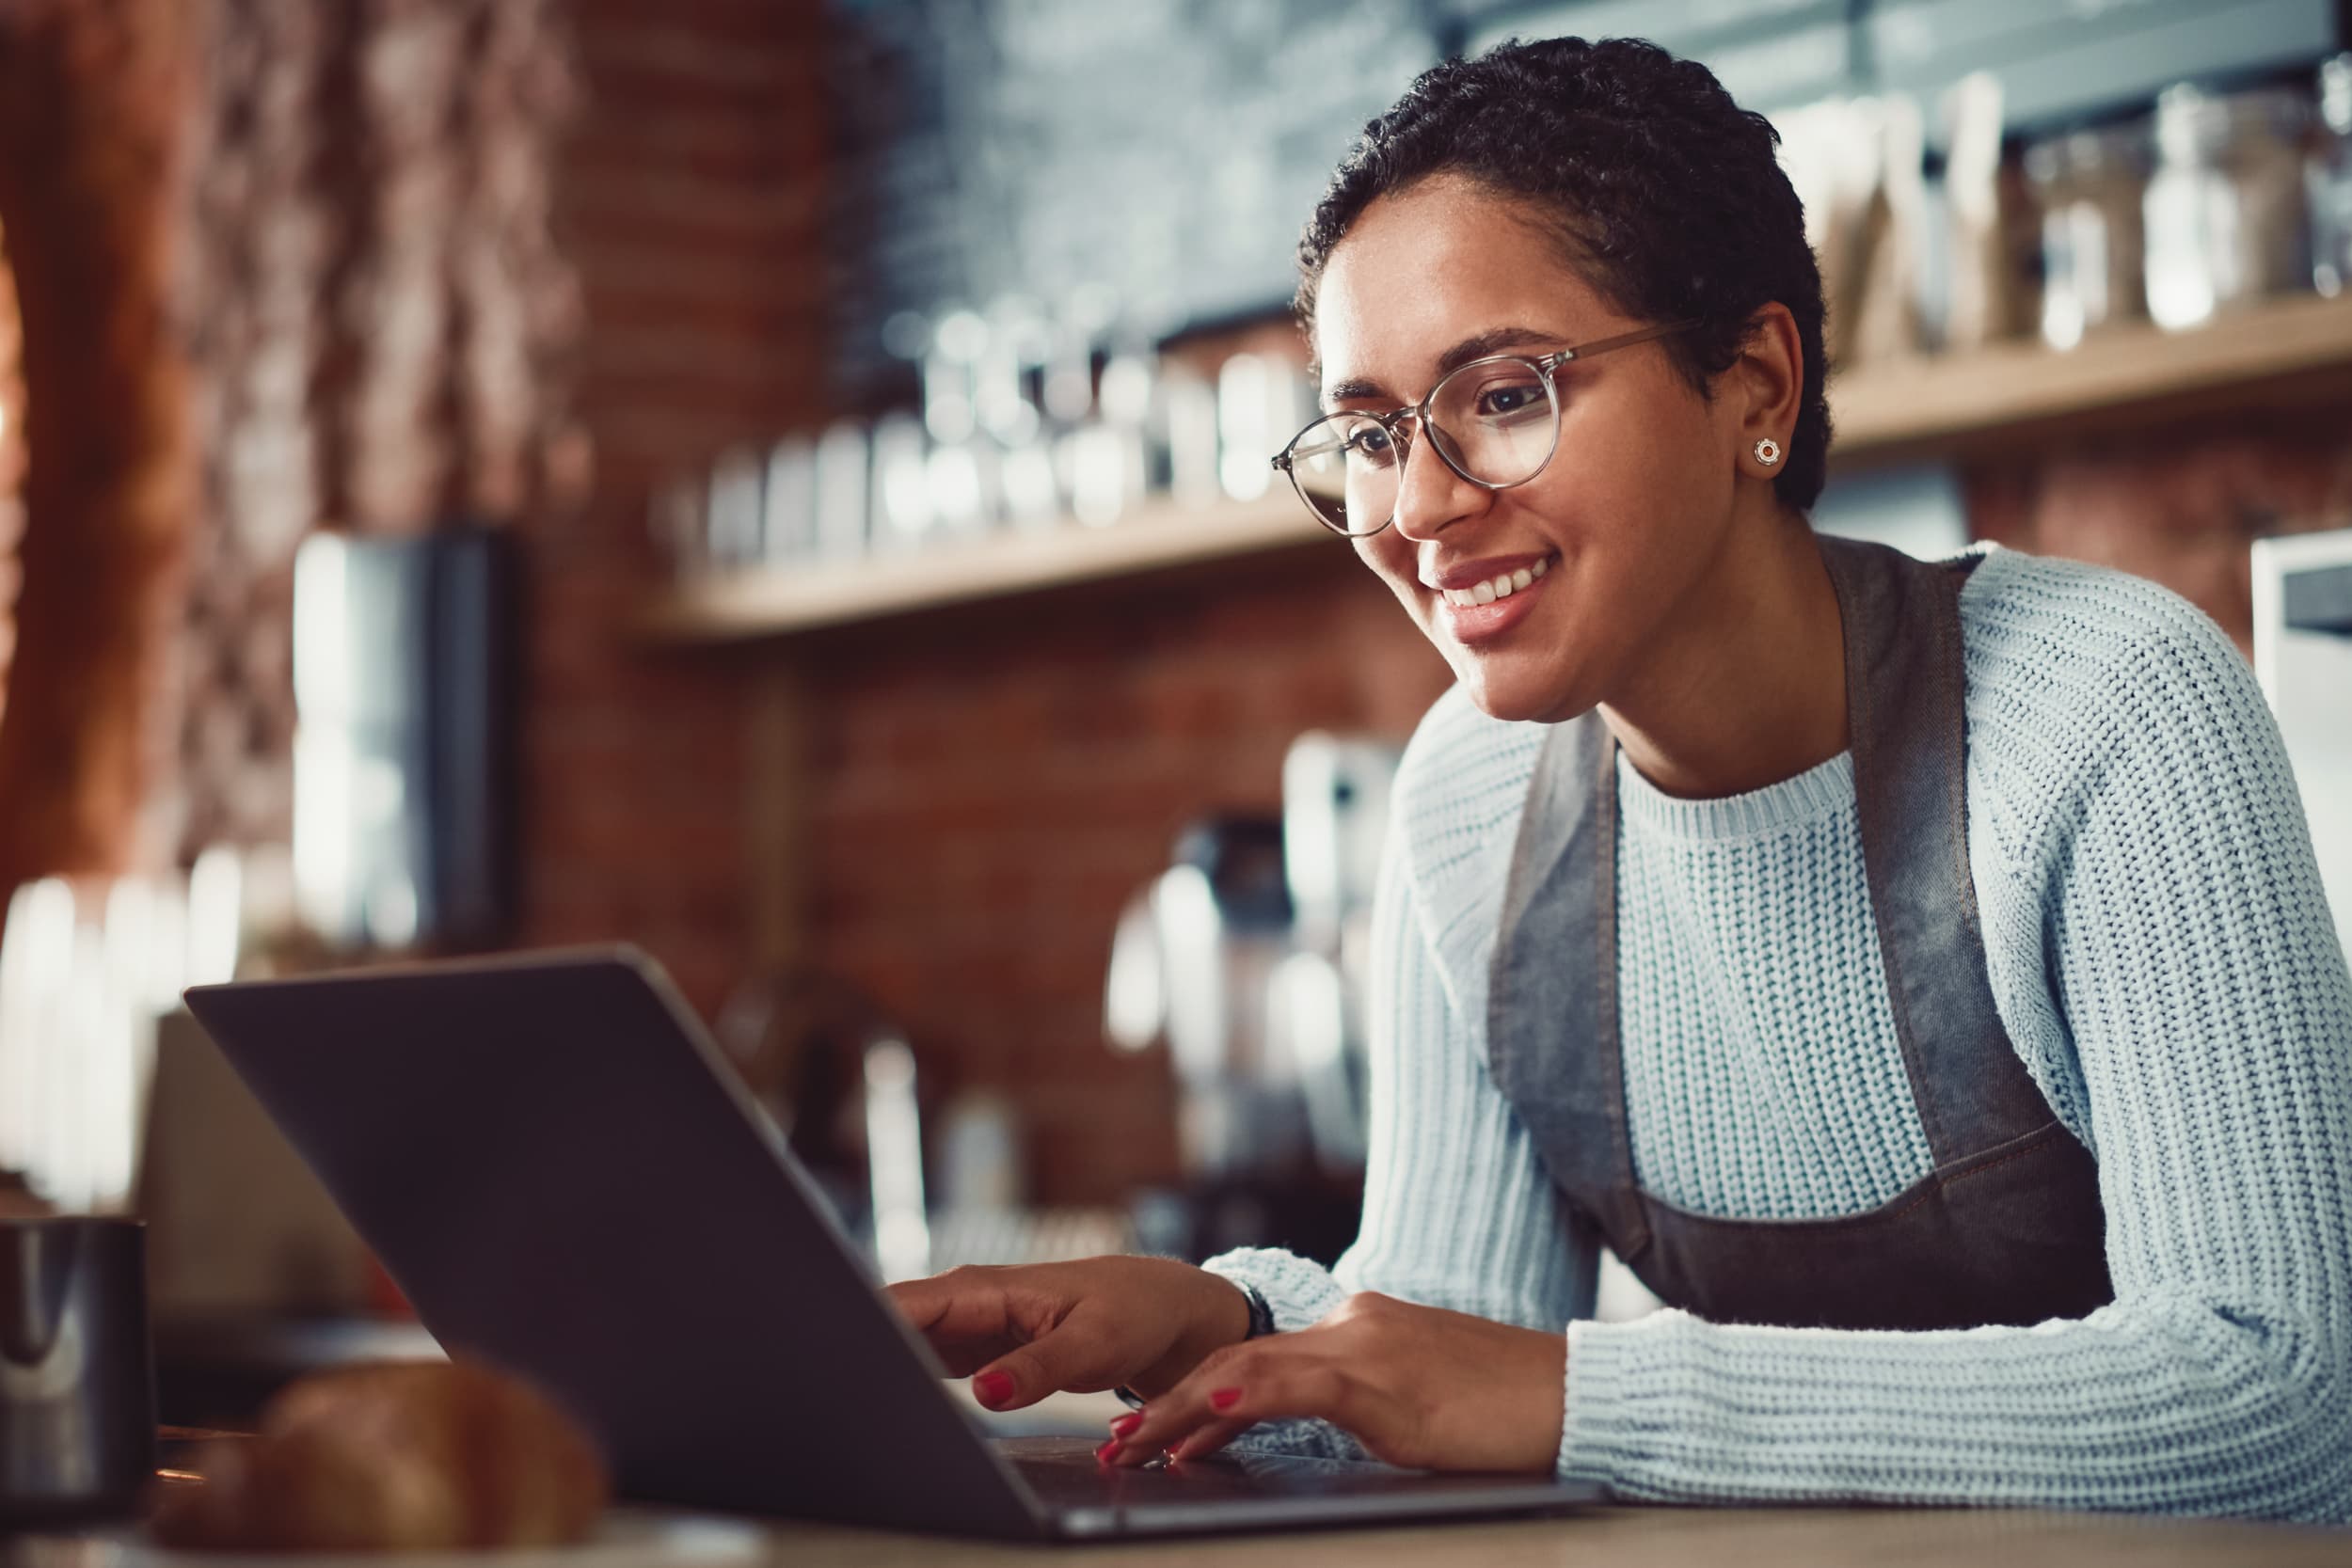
top-left (1473, 382), bottom-right (1545, 419)
top-left (1347, 426), bottom-right (1396, 463)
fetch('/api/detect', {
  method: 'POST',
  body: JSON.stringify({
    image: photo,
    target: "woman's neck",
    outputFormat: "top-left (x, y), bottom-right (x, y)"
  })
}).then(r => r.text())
top-left (1599, 511), bottom-right (1848, 801)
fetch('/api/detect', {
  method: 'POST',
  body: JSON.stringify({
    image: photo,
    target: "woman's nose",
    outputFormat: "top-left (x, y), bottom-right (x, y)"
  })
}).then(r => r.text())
top-left (1390, 426), bottom-right (1488, 542)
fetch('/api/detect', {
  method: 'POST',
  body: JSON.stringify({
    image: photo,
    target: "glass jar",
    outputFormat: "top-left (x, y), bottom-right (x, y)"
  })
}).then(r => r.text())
top-left (2142, 82), bottom-right (2315, 331)
top-left (2025, 123), bottom-right (2152, 350)
top-left (2312, 55), bottom-right (2352, 297)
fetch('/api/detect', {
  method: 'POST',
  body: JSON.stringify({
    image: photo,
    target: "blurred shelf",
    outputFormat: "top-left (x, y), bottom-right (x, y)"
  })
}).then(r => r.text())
top-left (644, 293), bottom-right (2352, 644)
top-left (1829, 291), bottom-right (2352, 459)
top-left (640, 489), bottom-right (1328, 644)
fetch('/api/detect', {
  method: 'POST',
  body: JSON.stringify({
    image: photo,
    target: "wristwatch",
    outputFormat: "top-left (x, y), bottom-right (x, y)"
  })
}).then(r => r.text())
top-left (1237, 1280), bottom-right (1278, 1338)
top-left (1114, 1281), bottom-right (1275, 1410)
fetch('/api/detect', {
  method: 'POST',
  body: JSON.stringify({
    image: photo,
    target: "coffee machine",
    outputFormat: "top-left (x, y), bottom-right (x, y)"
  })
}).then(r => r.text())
top-left (1104, 732), bottom-right (1400, 1264)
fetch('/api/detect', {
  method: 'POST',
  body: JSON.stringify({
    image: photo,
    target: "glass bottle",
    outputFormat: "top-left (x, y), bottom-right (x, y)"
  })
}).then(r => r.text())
top-left (2142, 82), bottom-right (2315, 331)
top-left (2312, 55), bottom-right (2352, 298)
top-left (2025, 123), bottom-right (2151, 350)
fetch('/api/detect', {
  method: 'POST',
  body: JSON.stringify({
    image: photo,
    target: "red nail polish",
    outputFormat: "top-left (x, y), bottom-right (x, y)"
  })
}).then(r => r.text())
top-left (1095, 1439), bottom-right (1120, 1465)
top-left (974, 1370), bottom-right (1015, 1407)
top-left (1111, 1413), bottom-right (1145, 1438)
top-left (1209, 1386), bottom-right (1243, 1412)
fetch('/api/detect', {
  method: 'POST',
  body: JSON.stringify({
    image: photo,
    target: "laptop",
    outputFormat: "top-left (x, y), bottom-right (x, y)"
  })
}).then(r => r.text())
top-left (182, 947), bottom-right (1596, 1540)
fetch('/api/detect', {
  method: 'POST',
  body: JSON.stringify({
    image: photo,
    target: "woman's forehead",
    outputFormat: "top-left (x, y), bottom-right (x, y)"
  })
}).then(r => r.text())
top-left (1312, 189), bottom-right (1614, 401)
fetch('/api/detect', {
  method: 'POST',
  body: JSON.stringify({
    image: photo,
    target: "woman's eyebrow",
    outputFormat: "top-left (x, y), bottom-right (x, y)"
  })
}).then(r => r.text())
top-left (1321, 325), bottom-right (1570, 406)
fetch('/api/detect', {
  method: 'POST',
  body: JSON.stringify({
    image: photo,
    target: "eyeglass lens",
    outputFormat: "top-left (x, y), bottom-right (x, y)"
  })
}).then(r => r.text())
top-left (1284, 356), bottom-right (1559, 536)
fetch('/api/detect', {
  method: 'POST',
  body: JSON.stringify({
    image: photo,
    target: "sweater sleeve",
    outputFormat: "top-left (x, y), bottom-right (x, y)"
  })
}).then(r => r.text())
top-left (1557, 575), bottom-right (2352, 1523)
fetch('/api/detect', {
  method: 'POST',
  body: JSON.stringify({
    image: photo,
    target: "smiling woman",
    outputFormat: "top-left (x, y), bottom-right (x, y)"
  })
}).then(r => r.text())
top-left (886, 37), bottom-right (2352, 1524)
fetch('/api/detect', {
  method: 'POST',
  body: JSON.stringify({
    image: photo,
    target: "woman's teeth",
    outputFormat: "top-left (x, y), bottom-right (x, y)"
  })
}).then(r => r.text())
top-left (1441, 556), bottom-right (1549, 608)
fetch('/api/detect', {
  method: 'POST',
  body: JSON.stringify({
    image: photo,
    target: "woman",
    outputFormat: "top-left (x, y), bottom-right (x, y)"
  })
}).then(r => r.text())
top-left (888, 37), bottom-right (2352, 1520)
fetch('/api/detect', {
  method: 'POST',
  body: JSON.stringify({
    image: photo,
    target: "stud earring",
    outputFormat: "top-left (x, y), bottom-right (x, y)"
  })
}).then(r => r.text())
top-left (1753, 437), bottom-right (1783, 467)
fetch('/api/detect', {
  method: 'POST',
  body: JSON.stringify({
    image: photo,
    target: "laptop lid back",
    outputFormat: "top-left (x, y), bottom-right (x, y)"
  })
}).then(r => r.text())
top-left (183, 947), bottom-right (1043, 1539)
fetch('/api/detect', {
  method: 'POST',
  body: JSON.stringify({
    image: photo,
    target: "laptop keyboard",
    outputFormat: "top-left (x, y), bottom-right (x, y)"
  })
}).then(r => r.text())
top-left (1009, 1437), bottom-right (1295, 1505)
top-left (1000, 1435), bottom-right (1529, 1507)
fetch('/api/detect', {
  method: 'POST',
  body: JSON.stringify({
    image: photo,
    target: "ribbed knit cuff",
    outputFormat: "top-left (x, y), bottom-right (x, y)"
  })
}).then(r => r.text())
top-left (1558, 1312), bottom-right (1698, 1494)
top-left (1200, 1245), bottom-right (1352, 1332)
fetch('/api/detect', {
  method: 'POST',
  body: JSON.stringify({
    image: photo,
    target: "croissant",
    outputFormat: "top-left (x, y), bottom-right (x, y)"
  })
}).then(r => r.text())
top-left (151, 1358), bottom-right (609, 1552)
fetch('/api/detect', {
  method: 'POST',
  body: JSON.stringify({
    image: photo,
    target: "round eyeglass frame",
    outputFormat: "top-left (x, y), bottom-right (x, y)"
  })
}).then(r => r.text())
top-left (1269, 319), bottom-right (1704, 538)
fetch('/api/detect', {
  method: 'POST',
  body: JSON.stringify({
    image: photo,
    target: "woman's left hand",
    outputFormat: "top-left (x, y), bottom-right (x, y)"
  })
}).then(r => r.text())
top-left (1097, 1291), bottom-right (1566, 1474)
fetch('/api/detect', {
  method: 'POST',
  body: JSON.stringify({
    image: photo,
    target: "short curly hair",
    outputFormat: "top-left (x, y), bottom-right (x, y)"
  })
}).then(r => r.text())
top-left (1297, 36), bottom-right (1832, 512)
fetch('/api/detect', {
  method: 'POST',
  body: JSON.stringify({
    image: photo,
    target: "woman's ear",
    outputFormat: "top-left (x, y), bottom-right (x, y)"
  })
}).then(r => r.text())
top-left (1725, 302), bottom-right (1804, 469)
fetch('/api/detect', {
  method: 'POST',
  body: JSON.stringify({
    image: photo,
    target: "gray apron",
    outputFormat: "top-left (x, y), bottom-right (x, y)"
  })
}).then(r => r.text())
top-left (1486, 535), bottom-right (2112, 1330)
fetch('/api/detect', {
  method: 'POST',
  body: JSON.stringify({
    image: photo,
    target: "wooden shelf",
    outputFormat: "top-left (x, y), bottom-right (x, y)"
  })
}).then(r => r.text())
top-left (644, 293), bottom-right (2352, 643)
top-left (1829, 291), bottom-right (2352, 457)
top-left (639, 489), bottom-right (1329, 643)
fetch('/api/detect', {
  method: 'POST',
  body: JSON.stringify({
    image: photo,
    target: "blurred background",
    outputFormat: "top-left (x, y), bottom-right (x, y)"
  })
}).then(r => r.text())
top-left (0, 0), bottom-right (2348, 1424)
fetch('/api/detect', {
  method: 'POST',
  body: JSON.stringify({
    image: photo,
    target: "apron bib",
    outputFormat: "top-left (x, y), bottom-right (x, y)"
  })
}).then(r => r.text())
top-left (1486, 535), bottom-right (2111, 1330)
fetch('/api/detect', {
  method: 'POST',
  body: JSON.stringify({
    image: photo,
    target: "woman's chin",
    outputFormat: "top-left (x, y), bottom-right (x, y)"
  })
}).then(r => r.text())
top-left (1435, 597), bottom-right (1603, 725)
top-left (1453, 662), bottom-right (1589, 726)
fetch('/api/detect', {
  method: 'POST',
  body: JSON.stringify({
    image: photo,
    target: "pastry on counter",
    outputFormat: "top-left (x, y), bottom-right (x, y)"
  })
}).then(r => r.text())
top-left (151, 1358), bottom-right (608, 1552)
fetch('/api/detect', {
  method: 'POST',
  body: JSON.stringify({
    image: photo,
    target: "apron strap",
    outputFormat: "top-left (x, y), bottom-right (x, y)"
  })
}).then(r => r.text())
top-left (1820, 536), bottom-right (2053, 1164)
top-left (1489, 711), bottom-right (1651, 1258)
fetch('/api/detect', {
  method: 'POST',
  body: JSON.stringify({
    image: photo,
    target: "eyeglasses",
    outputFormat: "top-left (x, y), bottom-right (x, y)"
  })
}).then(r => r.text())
top-left (1268, 320), bottom-right (1703, 537)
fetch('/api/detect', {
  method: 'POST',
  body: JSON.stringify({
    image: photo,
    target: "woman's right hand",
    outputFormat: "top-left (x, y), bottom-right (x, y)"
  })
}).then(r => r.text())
top-left (884, 1256), bottom-right (1254, 1412)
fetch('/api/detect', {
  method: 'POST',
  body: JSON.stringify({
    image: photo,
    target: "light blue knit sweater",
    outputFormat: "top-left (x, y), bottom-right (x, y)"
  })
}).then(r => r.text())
top-left (1204, 544), bottom-right (2352, 1523)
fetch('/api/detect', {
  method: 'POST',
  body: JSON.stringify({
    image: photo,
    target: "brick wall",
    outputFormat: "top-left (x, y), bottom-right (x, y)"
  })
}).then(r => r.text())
top-left (796, 551), bottom-right (1452, 1204)
top-left (175, 0), bottom-right (594, 864)
top-left (520, 0), bottom-right (831, 1015)
top-left (1963, 404), bottom-right (2352, 653)
top-left (155, 0), bottom-right (827, 1016)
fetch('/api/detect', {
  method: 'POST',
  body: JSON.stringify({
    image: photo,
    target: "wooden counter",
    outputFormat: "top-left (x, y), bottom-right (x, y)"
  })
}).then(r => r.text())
top-left (770, 1503), bottom-right (2347, 1566)
top-left (32, 1499), bottom-right (2347, 1565)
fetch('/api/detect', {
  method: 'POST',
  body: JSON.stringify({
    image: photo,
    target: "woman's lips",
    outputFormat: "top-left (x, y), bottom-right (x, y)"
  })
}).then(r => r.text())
top-left (1433, 557), bottom-right (1552, 643)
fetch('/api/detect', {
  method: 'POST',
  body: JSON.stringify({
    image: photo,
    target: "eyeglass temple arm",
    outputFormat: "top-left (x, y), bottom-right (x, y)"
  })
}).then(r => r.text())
top-left (1556, 318), bottom-right (1704, 363)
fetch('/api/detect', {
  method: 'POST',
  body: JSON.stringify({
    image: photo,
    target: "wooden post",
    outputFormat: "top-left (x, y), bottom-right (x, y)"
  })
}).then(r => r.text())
top-left (0, 0), bottom-right (197, 886)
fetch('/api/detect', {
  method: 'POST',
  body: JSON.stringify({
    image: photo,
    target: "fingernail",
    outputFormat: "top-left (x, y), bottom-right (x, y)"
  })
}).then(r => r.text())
top-left (974, 1370), bottom-right (1015, 1407)
top-left (1111, 1413), bottom-right (1145, 1438)
top-left (1095, 1439), bottom-right (1120, 1466)
top-left (1209, 1386), bottom-right (1244, 1412)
